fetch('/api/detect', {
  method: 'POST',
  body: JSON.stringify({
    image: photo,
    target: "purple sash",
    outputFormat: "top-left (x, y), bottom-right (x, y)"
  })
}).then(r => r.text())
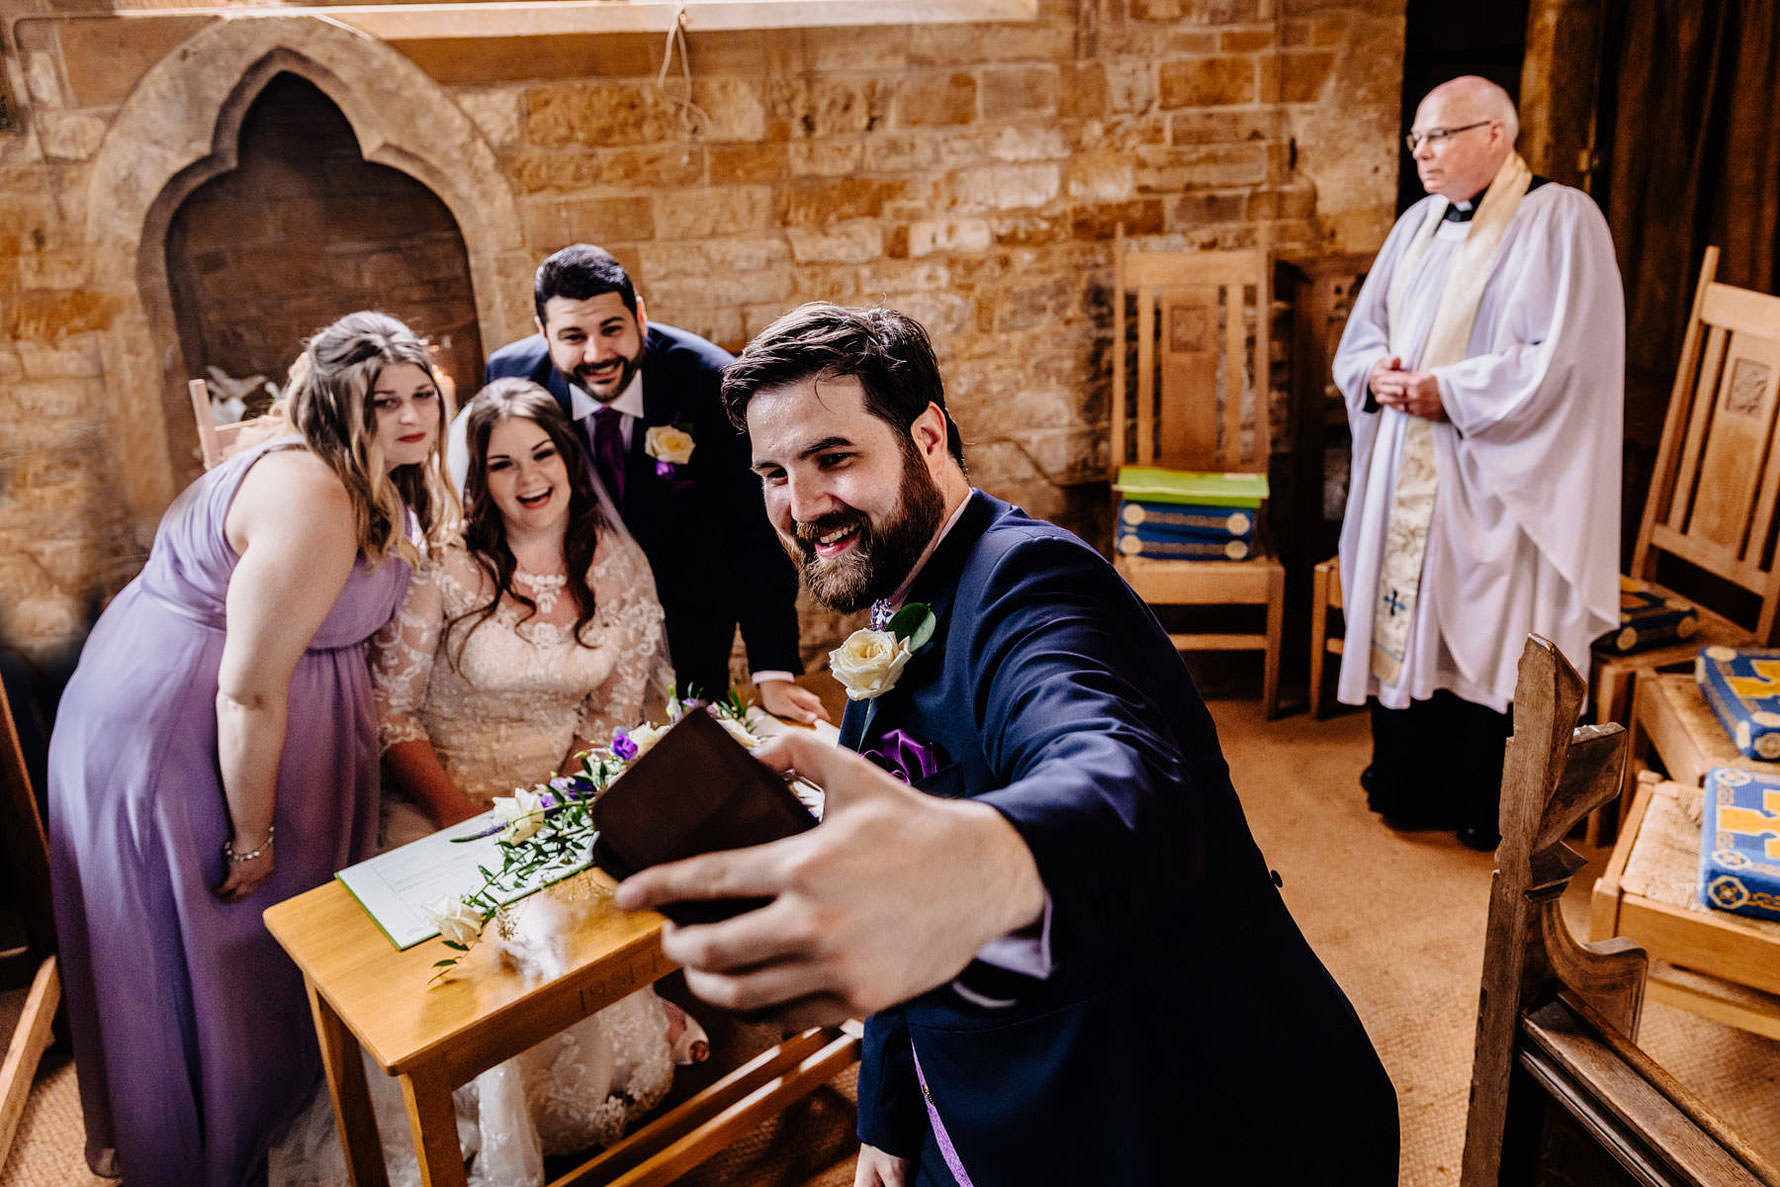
top-left (911, 1043), bottom-right (974, 1186)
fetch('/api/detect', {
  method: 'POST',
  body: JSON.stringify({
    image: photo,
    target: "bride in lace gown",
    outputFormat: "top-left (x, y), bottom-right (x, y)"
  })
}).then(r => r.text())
top-left (366, 379), bottom-right (702, 1185)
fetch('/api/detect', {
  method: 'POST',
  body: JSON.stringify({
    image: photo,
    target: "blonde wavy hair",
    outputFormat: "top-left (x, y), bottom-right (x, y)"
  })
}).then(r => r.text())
top-left (254, 311), bottom-right (458, 564)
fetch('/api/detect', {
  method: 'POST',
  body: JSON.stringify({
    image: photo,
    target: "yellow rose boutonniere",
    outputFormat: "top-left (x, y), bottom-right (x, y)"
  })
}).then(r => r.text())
top-left (645, 424), bottom-right (695, 477)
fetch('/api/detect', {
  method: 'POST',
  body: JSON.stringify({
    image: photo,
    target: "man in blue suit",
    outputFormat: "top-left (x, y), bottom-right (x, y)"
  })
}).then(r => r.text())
top-left (618, 303), bottom-right (1399, 1184)
top-left (466, 244), bottom-right (826, 722)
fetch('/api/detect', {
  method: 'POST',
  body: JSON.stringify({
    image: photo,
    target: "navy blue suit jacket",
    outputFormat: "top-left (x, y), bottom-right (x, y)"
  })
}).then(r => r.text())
top-left (839, 493), bottom-right (1398, 1185)
top-left (484, 325), bottom-right (801, 698)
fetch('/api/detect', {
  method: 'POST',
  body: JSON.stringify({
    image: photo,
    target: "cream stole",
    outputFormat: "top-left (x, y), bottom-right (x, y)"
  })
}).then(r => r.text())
top-left (1370, 152), bottom-right (1533, 685)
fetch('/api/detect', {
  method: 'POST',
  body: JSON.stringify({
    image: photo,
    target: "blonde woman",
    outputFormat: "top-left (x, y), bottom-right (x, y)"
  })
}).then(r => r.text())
top-left (47, 311), bottom-right (455, 1187)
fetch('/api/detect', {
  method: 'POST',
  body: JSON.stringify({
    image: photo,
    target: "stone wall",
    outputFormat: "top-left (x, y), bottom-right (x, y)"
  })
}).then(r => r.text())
top-left (0, 0), bottom-right (1405, 671)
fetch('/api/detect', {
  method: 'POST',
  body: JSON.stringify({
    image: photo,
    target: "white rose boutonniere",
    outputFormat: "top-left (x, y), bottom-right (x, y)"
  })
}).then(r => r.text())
top-left (828, 602), bottom-right (937, 709)
top-left (645, 424), bottom-right (695, 477)
top-left (830, 630), bottom-right (913, 701)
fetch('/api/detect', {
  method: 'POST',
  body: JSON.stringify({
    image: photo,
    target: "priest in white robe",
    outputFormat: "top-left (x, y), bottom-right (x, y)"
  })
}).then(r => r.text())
top-left (1332, 75), bottom-right (1623, 849)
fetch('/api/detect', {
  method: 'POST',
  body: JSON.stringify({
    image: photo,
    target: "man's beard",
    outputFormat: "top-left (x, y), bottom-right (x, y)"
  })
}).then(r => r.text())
top-left (570, 347), bottom-right (643, 400)
top-left (792, 449), bottom-right (947, 614)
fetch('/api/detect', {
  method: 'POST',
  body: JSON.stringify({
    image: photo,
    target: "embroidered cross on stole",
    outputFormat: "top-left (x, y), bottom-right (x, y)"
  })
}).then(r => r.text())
top-left (1370, 152), bottom-right (1533, 686)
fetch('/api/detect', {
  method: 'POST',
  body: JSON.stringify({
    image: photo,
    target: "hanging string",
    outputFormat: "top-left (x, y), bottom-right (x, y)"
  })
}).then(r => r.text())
top-left (656, 2), bottom-right (710, 137)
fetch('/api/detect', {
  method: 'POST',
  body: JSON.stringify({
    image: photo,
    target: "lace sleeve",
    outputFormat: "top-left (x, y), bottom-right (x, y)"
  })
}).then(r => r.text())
top-left (370, 556), bottom-right (445, 752)
top-left (577, 528), bottom-right (670, 745)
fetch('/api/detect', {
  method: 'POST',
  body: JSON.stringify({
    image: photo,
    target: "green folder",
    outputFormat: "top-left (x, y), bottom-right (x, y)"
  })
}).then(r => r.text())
top-left (1114, 466), bottom-right (1268, 508)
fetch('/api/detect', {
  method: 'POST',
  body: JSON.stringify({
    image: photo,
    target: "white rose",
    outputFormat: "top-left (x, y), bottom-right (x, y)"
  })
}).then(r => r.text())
top-left (627, 722), bottom-right (669, 757)
top-left (644, 425), bottom-right (695, 465)
top-left (717, 715), bottom-right (760, 749)
top-left (424, 895), bottom-right (485, 947)
top-left (493, 787), bottom-right (546, 843)
top-left (828, 628), bottom-right (913, 701)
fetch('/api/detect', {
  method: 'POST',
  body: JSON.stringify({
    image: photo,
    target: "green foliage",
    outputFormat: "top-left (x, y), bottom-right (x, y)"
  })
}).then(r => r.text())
top-left (425, 692), bottom-right (759, 982)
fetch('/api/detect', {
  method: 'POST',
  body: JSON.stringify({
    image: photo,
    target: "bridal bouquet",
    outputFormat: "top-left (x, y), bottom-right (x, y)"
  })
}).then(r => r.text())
top-left (423, 690), bottom-right (763, 978)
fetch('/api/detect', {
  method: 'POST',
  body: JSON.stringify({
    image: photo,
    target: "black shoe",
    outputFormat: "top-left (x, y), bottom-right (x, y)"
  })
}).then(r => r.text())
top-left (1380, 808), bottom-right (1457, 833)
top-left (1456, 825), bottom-right (1500, 852)
top-left (1360, 765), bottom-right (1382, 812)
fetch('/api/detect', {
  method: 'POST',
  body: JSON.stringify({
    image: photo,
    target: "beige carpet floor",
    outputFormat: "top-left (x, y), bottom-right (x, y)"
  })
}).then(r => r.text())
top-left (6, 696), bottom-right (1777, 1185)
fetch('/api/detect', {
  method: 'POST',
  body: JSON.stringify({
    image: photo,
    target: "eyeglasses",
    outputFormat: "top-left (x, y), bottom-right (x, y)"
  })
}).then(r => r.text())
top-left (1404, 120), bottom-right (1493, 153)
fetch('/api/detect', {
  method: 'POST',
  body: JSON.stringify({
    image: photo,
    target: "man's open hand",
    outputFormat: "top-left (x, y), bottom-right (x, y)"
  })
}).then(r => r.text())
top-left (756, 678), bottom-right (831, 726)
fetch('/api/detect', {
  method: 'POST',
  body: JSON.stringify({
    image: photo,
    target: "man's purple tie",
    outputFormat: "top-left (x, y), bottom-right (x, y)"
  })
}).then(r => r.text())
top-left (589, 407), bottom-right (627, 510)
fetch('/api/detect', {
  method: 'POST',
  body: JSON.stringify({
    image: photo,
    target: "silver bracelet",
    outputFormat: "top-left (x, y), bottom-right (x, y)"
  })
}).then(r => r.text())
top-left (223, 825), bottom-right (275, 864)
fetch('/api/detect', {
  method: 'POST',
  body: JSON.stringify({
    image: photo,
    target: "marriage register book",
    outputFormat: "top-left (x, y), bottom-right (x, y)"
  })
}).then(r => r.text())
top-left (335, 812), bottom-right (595, 950)
top-left (334, 709), bottom-right (819, 949)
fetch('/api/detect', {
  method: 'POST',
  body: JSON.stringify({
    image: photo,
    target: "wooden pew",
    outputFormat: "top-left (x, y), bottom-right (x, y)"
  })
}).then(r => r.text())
top-left (0, 678), bottom-right (59, 1174)
top-left (1459, 636), bottom-right (1779, 1187)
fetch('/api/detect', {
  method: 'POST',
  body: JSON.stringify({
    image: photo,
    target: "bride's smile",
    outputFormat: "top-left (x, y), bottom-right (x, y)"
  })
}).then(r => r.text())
top-left (485, 416), bottom-right (573, 535)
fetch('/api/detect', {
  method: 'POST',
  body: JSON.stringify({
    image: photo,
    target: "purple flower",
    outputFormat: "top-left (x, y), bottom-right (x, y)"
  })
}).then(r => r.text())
top-left (655, 460), bottom-right (676, 479)
top-left (611, 731), bottom-right (639, 761)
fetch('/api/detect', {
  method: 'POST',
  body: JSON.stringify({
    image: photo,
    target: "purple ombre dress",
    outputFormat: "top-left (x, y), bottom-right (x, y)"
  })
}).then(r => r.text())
top-left (47, 438), bottom-right (410, 1187)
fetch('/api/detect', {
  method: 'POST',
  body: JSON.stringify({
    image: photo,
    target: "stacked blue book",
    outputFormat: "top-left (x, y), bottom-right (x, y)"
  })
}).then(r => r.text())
top-left (1595, 576), bottom-right (1699, 654)
top-left (1694, 646), bottom-right (1780, 761)
top-left (1112, 468), bottom-right (1267, 563)
top-left (1698, 767), bottom-right (1780, 923)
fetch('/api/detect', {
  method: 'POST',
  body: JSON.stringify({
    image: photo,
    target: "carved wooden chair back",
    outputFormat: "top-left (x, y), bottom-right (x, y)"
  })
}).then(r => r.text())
top-left (1632, 246), bottom-right (1780, 642)
top-left (188, 378), bottom-right (250, 470)
top-left (1460, 636), bottom-right (1778, 1186)
top-left (1112, 226), bottom-right (1271, 475)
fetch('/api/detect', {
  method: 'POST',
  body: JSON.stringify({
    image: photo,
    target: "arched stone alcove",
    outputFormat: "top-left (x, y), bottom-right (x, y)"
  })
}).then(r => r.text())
top-left (164, 72), bottom-right (486, 489)
top-left (83, 17), bottom-right (533, 520)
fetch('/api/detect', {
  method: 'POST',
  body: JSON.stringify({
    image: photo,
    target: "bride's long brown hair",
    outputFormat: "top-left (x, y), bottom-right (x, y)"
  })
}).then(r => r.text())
top-left (446, 379), bottom-right (608, 668)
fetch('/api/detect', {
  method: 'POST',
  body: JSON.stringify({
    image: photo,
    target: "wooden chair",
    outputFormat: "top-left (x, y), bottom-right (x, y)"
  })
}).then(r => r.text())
top-left (188, 377), bottom-right (250, 470)
top-left (1309, 556), bottom-right (1343, 718)
top-left (1110, 226), bottom-right (1284, 718)
top-left (1592, 249), bottom-right (1780, 842)
top-left (1278, 253), bottom-right (1373, 720)
top-left (1592, 770), bottom-right (1780, 1042)
top-left (0, 678), bottom-right (59, 1172)
top-left (1607, 668), bottom-right (1780, 1038)
top-left (1594, 247), bottom-right (1780, 729)
top-left (1459, 635), bottom-right (1777, 1187)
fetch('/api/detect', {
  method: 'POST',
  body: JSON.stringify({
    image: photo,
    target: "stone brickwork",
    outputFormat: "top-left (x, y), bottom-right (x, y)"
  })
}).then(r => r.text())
top-left (0, 0), bottom-right (1404, 669)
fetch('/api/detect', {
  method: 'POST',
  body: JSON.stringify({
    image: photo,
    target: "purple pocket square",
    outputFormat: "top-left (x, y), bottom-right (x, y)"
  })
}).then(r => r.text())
top-left (862, 729), bottom-right (942, 784)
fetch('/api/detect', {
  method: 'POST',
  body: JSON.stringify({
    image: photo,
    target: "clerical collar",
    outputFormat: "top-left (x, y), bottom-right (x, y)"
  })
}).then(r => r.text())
top-left (567, 369), bottom-right (645, 421)
top-left (1443, 188), bottom-right (1484, 222)
top-left (869, 491), bottom-right (975, 628)
top-left (1443, 174), bottom-right (1551, 223)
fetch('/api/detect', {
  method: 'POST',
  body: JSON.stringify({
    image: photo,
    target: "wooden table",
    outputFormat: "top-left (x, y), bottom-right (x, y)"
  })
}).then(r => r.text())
top-left (265, 870), bottom-right (859, 1187)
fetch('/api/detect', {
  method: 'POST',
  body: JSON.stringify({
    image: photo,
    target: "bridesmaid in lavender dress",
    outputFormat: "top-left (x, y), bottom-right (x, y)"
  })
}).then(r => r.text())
top-left (46, 311), bottom-right (456, 1187)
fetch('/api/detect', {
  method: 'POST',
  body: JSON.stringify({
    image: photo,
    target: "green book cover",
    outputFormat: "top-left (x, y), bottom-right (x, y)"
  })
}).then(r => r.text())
top-left (1114, 466), bottom-right (1268, 507)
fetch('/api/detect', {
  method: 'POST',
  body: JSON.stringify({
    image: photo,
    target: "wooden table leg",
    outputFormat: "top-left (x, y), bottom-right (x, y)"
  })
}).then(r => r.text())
top-left (399, 1062), bottom-right (468, 1187)
top-left (306, 979), bottom-right (389, 1187)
